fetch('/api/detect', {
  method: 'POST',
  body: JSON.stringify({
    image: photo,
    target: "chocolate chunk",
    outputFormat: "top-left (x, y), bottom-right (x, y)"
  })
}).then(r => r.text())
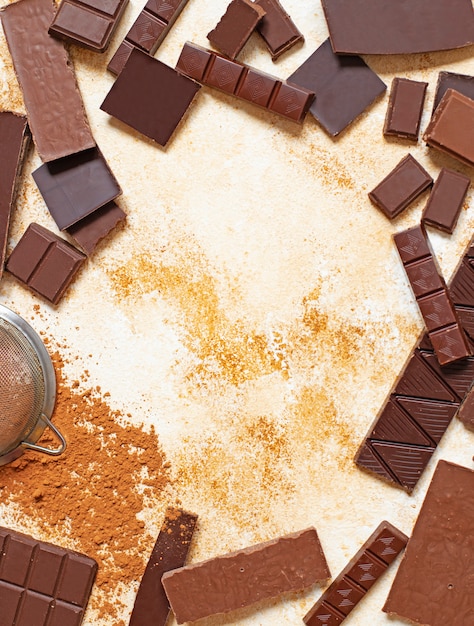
top-left (304, 521), bottom-right (408, 626)
top-left (383, 78), bottom-right (428, 141)
top-left (254, 0), bottom-right (303, 60)
top-left (6, 223), bottom-right (86, 305)
top-left (321, 0), bottom-right (474, 55)
top-left (129, 507), bottom-right (197, 626)
top-left (288, 39), bottom-right (386, 137)
top-left (384, 460), bottom-right (474, 625)
top-left (422, 168), bottom-right (470, 234)
top-left (0, 526), bottom-right (97, 626)
top-left (49, 0), bottom-right (129, 53)
top-left (67, 201), bottom-right (126, 255)
top-left (107, 0), bottom-right (190, 75)
top-left (162, 528), bottom-right (330, 624)
top-left (458, 385), bottom-right (474, 431)
top-left (368, 154), bottom-right (433, 219)
top-left (207, 0), bottom-right (265, 60)
top-left (102, 48), bottom-right (201, 147)
top-left (176, 41), bottom-right (314, 123)
top-left (432, 71), bottom-right (474, 113)
top-left (1, 0), bottom-right (95, 162)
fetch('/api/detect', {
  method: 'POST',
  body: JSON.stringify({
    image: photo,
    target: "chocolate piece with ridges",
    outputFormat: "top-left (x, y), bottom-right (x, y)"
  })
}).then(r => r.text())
top-left (432, 71), bottom-right (474, 113)
top-left (304, 521), bottom-right (408, 626)
top-left (356, 442), bottom-right (398, 485)
top-left (393, 350), bottom-right (458, 402)
top-left (422, 168), bottom-right (470, 234)
top-left (162, 528), bottom-right (330, 624)
top-left (254, 0), bottom-right (303, 60)
top-left (383, 78), bottom-right (428, 141)
top-left (396, 397), bottom-right (458, 444)
top-left (419, 351), bottom-right (474, 398)
top-left (369, 399), bottom-right (433, 447)
top-left (371, 441), bottom-right (435, 491)
top-left (67, 201), bottom-right (126, 255)
top-left (207, 0), bottom-right (266, 60)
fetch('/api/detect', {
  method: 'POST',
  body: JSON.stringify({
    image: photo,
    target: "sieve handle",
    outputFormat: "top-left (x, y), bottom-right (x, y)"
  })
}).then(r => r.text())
top-left (21, 414), bottom-right (67, 456)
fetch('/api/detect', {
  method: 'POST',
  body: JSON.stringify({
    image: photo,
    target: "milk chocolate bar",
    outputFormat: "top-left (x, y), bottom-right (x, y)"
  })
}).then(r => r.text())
top-left (254, 0), bottom-right (303, 60)
top-left (432, 70), bottom-right (474, 113)
top-left (304, 521), bottom-right (408, 625)
top-left (422, 168), bottom-right (470, 234)
top-left (207, 0), bottom-right (265, 60)
top-left (67, 201), bottom-right (126, 255)
top-left (162, 528), bottom-right (330, 623)
top-left (0, 526), bottom-right (97, 626)
top-left (384, 78), bottom-right (428, 141)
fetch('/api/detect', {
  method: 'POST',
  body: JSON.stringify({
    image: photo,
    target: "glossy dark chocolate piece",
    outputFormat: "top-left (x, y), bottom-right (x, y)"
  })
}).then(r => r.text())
top-left (6, 223), bottom-right (86, 305)
top-left (384, 460), bottom-right (474, 625)
top-left (368, 154), bottom-right (432, 219)
top-left (432, 71), bottom-right (474, 113)
top-left (321, 0), bottom-right (474, 55)
top-left (422, 168), bottom-right (470, 234)
top-left (49, 0), bottom-right (129, 53)
top-left (162, 528), bottom-right (330, 624)
top-left (384, 78), bottom-right (427, 141)
top-left (0, 525), bottom-right (97, 626)
top-left (207, 0), bottom-right (265, 60)
top-left (67, 201), bottom-right (126, 255)
top-left (254, 0), bottom-right (303, 60)
top-left (176, 41), bottom-right (314, 123)
top-left (0, 0), bottom-right (95, 162)
top-left (304, 521), bottom-right (408, 626)
top-left (129, 508), bottom-right (197, 626)
top-left (288, 38), bottom-right (385, 136)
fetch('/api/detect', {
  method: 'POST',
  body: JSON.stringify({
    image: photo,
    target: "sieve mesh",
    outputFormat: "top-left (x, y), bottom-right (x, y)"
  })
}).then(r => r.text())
top-left (0, 318), bottom-right (46, 454)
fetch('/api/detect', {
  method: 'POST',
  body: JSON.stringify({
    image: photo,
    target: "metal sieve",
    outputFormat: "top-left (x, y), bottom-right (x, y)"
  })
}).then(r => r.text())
top-left (0, 303), bottom-right (66, 466)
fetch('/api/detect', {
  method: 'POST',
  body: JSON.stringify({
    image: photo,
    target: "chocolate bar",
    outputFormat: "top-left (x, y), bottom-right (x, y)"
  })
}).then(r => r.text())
top-left (321, 0), bottom-right (474, 55)
top-left (0, 112), bottom-right (30, 282)
top-left (67, 201), bottom-right (126, 255)
top-left (0, 525), bottom-right (97, 626)
top-left (129, 507), bottom-right (197, 626)
top-left (288, 38), bottom-right (386, 136)
top-left (304, 521), bottom-right (408, 626)
top-left (254, 0), bottom-right (303, 60)
top-left (107, 0), bottom-right (190, 75)
top-left (207, 0), bottom-right (265, 60)
top-left (383, 78), bottom-right (428, 141)
top-left (368, 154), bottom-right (433, 220)
top-left (162, 528), bottom-right (330, 624)
top-left (422, 168), bottom-right (470, 234)
top-left (1, 0), bottom-right (95, 162)
top-left (49, 0), bottom-right (129, 53)
top-left (384, 460), bottom-right (474, 625)
top-left (102, 48), bottom-right (201, 147)
top-left (176, 41), bottom-right (314, 123)
top-left (6, 223), bottom-right (86, 305)
top-left (432, 70), bottom-right (474, 113)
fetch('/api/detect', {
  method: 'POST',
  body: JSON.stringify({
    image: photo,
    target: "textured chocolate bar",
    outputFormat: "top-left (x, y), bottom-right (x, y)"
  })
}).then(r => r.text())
top-left (304, 521), bottom-right (408, 625)
top-left (369, 154), bottom-right (433, 219)
top-left (129, 508), bottom-right (197, 626)
top-left (1, 0), bottom-right (95, 162)
top-left (207, 0), bottom-right (265, 60)
top-left (254, 0), bottom-right (303, 60)
top-left (432, 70), bottom-right (474, 113)
top-left (176, 41), bottom-right (314, 123)
top-left (384, 460), bottom-right (474, 625)
top-left (162, 528), bottom-right (330, 623)
top-left (0, 526), bottom-right (97, 626)
top-left (6, 223), bottom-right (86, 305)
top-left (384, 78), bottom-right (428, 141)
top-left (422, 168), bottom-right (470, 233)
top-left (67, 201), bottom-right (126, 255)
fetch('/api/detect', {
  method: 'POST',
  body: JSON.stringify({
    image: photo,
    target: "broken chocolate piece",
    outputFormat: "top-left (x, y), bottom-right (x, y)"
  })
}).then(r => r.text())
top-left (254, 0), bottom-right (303, 60)
top-left (383, 77), bottom-right (428, 141)
top-left (458, 385), bottom-right (474, 431)
top-left (67, 201), bottom-right (126, 255)
top-left (207, 0), bottom-right (265, 60)
top-left (432, 70), bottom-right (474, 113)
top-left (422, 168), bottom-right (470, 234)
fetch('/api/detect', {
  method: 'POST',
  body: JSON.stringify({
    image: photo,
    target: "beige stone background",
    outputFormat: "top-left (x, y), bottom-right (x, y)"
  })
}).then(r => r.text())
top-left (1, 0), bottom-right (474, 624)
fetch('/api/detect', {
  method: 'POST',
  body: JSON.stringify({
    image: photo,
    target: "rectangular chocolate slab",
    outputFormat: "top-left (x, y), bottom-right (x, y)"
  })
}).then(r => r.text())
top-left (432, 70), bottom-right (474, 113)
top-left (162, 528), bottom-right (330, 623)
top-left (254, 0), bottom-right (303, 60)
top-left (207, 0), bottom-right (265, 60)
top-left (304, 521), bottom-right (408, 625)
top-left (384, 460), bottom-right (474, 625)
top-left (67, 201), bottom-right (126, 255)
top-left (384, 78), bottom-right (428, 141)
top-left (0, 525), bottom-right (97, 626)
top-left (1, 0), bottom-right (95, 162)
top-left (422, 168), bottom-right (470, 233)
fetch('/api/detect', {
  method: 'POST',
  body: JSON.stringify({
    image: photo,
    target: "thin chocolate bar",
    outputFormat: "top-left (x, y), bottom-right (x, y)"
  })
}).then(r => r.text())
top-left (1, 0), bottom-right (95, 162)
top-left (288, 38), bottom-right (386, 136)
top-left (32, 147), bottom-right (122, 231)
top-left (102, 48), bottom-right (201, 147)
top-left (422, 168), bottom-right (470, 234)
top-left (6, 223), bottom-right (86, 305)
top-left (368, 154), bottom-right (433, 219)
top-left (176, 41), bottom-right (314, 123)
top-left (67, 201), bottom-right (126, 255)
top-left (162, 528), bottom-right (330, 624)
top-left (321, 0), bottom-right (474, 55)
top-left (207, 0), bottom-right (265, 60)
top-left (0, 525), bottom-right (97, 626)
top-left (107, 0), bottom-right (189, 75)
top-left (432, 70), bottom-right (474, 113)
top-left (49, 0), bottom-right (129, 53)
top-left (129, 507), bottom-right (197, 626)
top-left (254, 0), bottom-right (303, 60)
top-left (383, 78), bottom-right (428, 141)
top-left (304, 521), bottom-right (408, 625)
top-left (384, 460), bottom-right (474, 625)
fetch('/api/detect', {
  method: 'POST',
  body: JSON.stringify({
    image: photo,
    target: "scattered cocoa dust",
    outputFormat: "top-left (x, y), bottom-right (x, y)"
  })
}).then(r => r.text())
top-left (0, 346), bottom-right (172, 624)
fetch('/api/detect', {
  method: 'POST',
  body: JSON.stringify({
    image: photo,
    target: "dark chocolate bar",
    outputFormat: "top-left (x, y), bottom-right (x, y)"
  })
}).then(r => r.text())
top-left (254, 0), bottom-right (303, 60)
top-left (0, 525), bottom-right (97, 626)
top-left (49, 0), bottom-right (129, 53)
top-left (432, 70), bottom-right (474, 113)
top-left (162, 528), bottom-right (330, 624)
top-left (67, 201), bottom-right (126, 255)
top-left (304, 521), bottom-right (408, 625)
top-left (207, 0), bottom-right (265, 60)
top-left (422, 168), bottom-right (470, 234)
top-left (6, 223), bottom-right (86, 305)
top-left (369, 154), bottom-right (433, 219)
top-left (383, 78), bottom-right (428, 141)
top-left (176, 41), bottom-right (314, 123)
